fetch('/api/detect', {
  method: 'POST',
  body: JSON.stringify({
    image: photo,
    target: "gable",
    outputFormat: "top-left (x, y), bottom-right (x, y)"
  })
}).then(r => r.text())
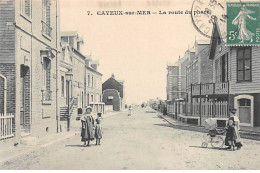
top-left (102, 77), bottom-right (124, 98)
top-left (209, 21), bottom-right (222, 59)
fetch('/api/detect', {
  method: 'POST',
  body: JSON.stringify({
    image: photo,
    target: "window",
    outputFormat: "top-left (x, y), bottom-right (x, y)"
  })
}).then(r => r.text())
top-left (239, 98), bottom-right (251, 106)
top-left (237, 47), bottom-right (251, 82)
top-left (91, 95), bottom-right (94, 102)
top-left (43, 57), bottom-right (51, 90)
top-left (221, 53), bottom-right (228, 82)
top-left (215, 59), bottom-right (220, 83)
top-left (87, 93), bottom-right (89, 105)
top-left (42, 0), bottom-right (52, 37)
top-left (91, 76), bottom-right (94, 88)
top-left (88, 74), bottom-right (90, 87)
top-left (20, 0), bottom-right (31, 17)
top-left (61, 76), bottom-right (64, 97)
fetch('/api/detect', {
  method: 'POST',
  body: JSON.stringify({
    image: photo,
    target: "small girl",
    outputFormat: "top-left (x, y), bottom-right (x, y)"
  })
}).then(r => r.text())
top-left (95, 118), bottom-right (103, 145)
top-left (226, 119), bottom-right (237, 151)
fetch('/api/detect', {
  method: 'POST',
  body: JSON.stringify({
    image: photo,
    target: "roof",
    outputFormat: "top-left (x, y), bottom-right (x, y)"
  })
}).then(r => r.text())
top-left (61, 31), bottom-right (78, 37)
top-left (209, 20), bottom-right (225, 59)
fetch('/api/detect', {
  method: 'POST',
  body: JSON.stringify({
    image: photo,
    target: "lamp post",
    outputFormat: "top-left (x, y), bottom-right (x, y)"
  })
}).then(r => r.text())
top-left (65, 70), bottom-right (73, 132)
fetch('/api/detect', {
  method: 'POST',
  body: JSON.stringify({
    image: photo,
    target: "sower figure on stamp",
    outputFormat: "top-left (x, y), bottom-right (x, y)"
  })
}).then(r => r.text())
top-left (95, 118), bottom-right (103, 145)
top-left (232, 5), bottom-right (256, 43)
top-left (81, 106), bottom-right (95, 147)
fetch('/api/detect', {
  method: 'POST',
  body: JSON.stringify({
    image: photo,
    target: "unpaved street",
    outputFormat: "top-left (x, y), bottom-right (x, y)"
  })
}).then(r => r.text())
top-left (1, 107), bottom-right (260, 170)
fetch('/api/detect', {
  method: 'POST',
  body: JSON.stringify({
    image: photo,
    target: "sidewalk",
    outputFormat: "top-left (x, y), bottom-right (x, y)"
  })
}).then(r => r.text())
top-left (0, 111), bottom-right (125, 165)
top-left (158, 113), bottom-right (260, 141)
top-left (0, 129), bottom-right (80, 165)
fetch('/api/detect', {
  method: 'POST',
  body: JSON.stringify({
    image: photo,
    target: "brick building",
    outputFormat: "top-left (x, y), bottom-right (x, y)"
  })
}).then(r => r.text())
top-left (102, 74), bottom-right (125, 111)
top-left (0, 0), bottom-right (61, 141)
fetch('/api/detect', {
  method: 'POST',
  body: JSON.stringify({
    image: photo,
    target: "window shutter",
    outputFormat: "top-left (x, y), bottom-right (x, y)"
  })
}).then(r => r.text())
top-left (25, 0), bottom-right (30, 17)
top-left (46, 0), bottom-right (51, 26)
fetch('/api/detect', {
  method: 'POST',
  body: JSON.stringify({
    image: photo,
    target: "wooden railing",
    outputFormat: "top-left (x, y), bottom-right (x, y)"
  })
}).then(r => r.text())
top-left (191, 82), bottom-right (228, 96)
top-left (170, 101), bottom-right (229, 118)
top-left (0, 113), bottom-right (14, 140)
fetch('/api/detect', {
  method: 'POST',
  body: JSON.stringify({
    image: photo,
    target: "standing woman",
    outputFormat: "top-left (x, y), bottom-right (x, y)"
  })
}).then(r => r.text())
top-left (81, 106), bottom-right (95, 147)
top-left (229, 109), bottom-right (243, 150)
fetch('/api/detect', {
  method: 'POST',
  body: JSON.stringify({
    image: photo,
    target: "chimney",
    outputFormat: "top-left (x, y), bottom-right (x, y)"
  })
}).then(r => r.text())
top-left (111, 73), bottom-right (115, 79)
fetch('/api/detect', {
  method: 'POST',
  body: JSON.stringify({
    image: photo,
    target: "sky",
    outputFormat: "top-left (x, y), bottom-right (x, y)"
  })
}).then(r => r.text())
top-left (59, 0), bottom-right (207, 105)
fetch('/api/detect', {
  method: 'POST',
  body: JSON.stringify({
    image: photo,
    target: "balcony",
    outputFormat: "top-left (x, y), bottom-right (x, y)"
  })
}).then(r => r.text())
top-left (191, 82), bottom-right (228, 97)
top-left (41, 90), bottom-right (52, 105)
top-left (41, 21), bottom-right (52, 38)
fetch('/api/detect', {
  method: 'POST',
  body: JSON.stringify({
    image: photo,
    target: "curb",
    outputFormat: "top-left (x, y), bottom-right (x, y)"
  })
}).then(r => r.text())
top-left (158, 114), bottom-right (207, 133)
top-left (159, 114), bottom-right (260, 141)
top-left (0, 131), bottom-right (80, 165)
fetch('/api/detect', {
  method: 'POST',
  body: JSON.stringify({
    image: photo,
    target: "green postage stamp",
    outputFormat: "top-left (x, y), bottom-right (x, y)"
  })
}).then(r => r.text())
top-left (226, 2), bottom-right (260, 45)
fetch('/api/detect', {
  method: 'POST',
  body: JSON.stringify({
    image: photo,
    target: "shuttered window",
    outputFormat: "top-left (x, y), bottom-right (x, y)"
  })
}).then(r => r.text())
top-left (20, 0), bottom-right (31, 17)
top-left (237, 47), bottom-right (252, 82)
top-left (42, 0), bottom-right (51, 25)
top-left (42, 0), bottom-right (52, 37)
top-left (43, 57), bottom-right (51, 90)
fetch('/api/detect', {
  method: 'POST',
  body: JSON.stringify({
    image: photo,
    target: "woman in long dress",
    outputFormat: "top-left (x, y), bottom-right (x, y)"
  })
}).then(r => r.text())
top-left (232, 5), bottom-right (257, 43)
top-left (225, 109), bottom-right (243, 150)
top-left (81, 106), bottom-right (95, 147)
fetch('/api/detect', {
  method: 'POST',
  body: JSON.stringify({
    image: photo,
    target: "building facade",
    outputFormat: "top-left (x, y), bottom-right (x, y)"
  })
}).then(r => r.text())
top-left (0, 0), bottom-right (61, 141)
top-left (85, 57), bottom-right (104, 114)
top-left (210, 21), bottom-right (260, 129)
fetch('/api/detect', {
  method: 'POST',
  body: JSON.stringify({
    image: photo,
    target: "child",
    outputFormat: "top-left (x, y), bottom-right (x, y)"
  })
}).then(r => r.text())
top-left (95, 118), bottom-right (103, 145)
top-left (225, 119), bottom-right (237, 151)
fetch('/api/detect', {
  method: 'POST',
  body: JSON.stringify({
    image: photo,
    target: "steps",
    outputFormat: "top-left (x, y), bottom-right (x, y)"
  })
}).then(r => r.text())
top-left (60, 105), bottom-right (77, 121)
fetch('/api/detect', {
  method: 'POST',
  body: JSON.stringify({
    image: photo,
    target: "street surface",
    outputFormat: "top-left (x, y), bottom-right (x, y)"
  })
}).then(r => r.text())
top-left (1, 107), bottom-right (260, 170)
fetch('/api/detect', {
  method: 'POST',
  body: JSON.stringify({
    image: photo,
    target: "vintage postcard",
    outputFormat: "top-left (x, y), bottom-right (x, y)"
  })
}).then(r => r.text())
top-left (0, 0), bottom-right (260, 170)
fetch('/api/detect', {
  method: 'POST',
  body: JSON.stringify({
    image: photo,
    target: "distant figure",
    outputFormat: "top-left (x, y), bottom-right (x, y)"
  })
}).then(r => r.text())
top-left (128, 106), bottom-right (132, 116)
top-left (81, 106), bottom-right (95, 147)
top-left (95, 118), bottom-right (103, 145)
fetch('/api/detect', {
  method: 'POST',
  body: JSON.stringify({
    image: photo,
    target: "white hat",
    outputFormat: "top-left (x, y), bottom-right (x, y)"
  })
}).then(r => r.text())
top-left (86, 106), bottom-right (92, 112)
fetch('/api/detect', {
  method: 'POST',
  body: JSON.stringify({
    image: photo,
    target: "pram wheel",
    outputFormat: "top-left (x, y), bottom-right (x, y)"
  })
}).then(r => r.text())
top-left (211, 136), bottom-right (224, 148)
top-left (201, 142), bottom-right (208, 148)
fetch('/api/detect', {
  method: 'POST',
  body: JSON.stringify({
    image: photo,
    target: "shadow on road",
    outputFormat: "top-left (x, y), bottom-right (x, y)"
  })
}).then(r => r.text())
top-left (153, 123), bottom-right (173, 128)
top-left (189, 145), bottom-right (228, 151)
top-left (65, 144), bottom-right (85, 147)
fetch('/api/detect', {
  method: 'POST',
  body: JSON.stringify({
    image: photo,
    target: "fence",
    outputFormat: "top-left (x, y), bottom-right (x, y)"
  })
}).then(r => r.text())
top-left (0, 113), bottom-right (14, 140)
top-left (168, 101), bottom-right (228, 118)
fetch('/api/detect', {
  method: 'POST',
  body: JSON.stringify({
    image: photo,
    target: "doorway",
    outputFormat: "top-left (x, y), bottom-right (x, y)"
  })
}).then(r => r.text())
top-left (66, 80), bottom-right (70, 105)
top-left (234, 95), bottom-right (254, 126)
top-left (20, 65), bottom-right (29, 130)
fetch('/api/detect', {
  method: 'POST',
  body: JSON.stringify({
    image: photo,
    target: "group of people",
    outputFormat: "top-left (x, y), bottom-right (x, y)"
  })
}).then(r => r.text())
top-left (80, 106), bottom-right (103, 147)
top-left (224, 108), bottom-right (243, 151)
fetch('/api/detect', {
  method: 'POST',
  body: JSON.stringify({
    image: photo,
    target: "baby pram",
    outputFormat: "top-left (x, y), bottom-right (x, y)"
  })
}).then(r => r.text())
top-left (202, 118), bottom-right (226, 148)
